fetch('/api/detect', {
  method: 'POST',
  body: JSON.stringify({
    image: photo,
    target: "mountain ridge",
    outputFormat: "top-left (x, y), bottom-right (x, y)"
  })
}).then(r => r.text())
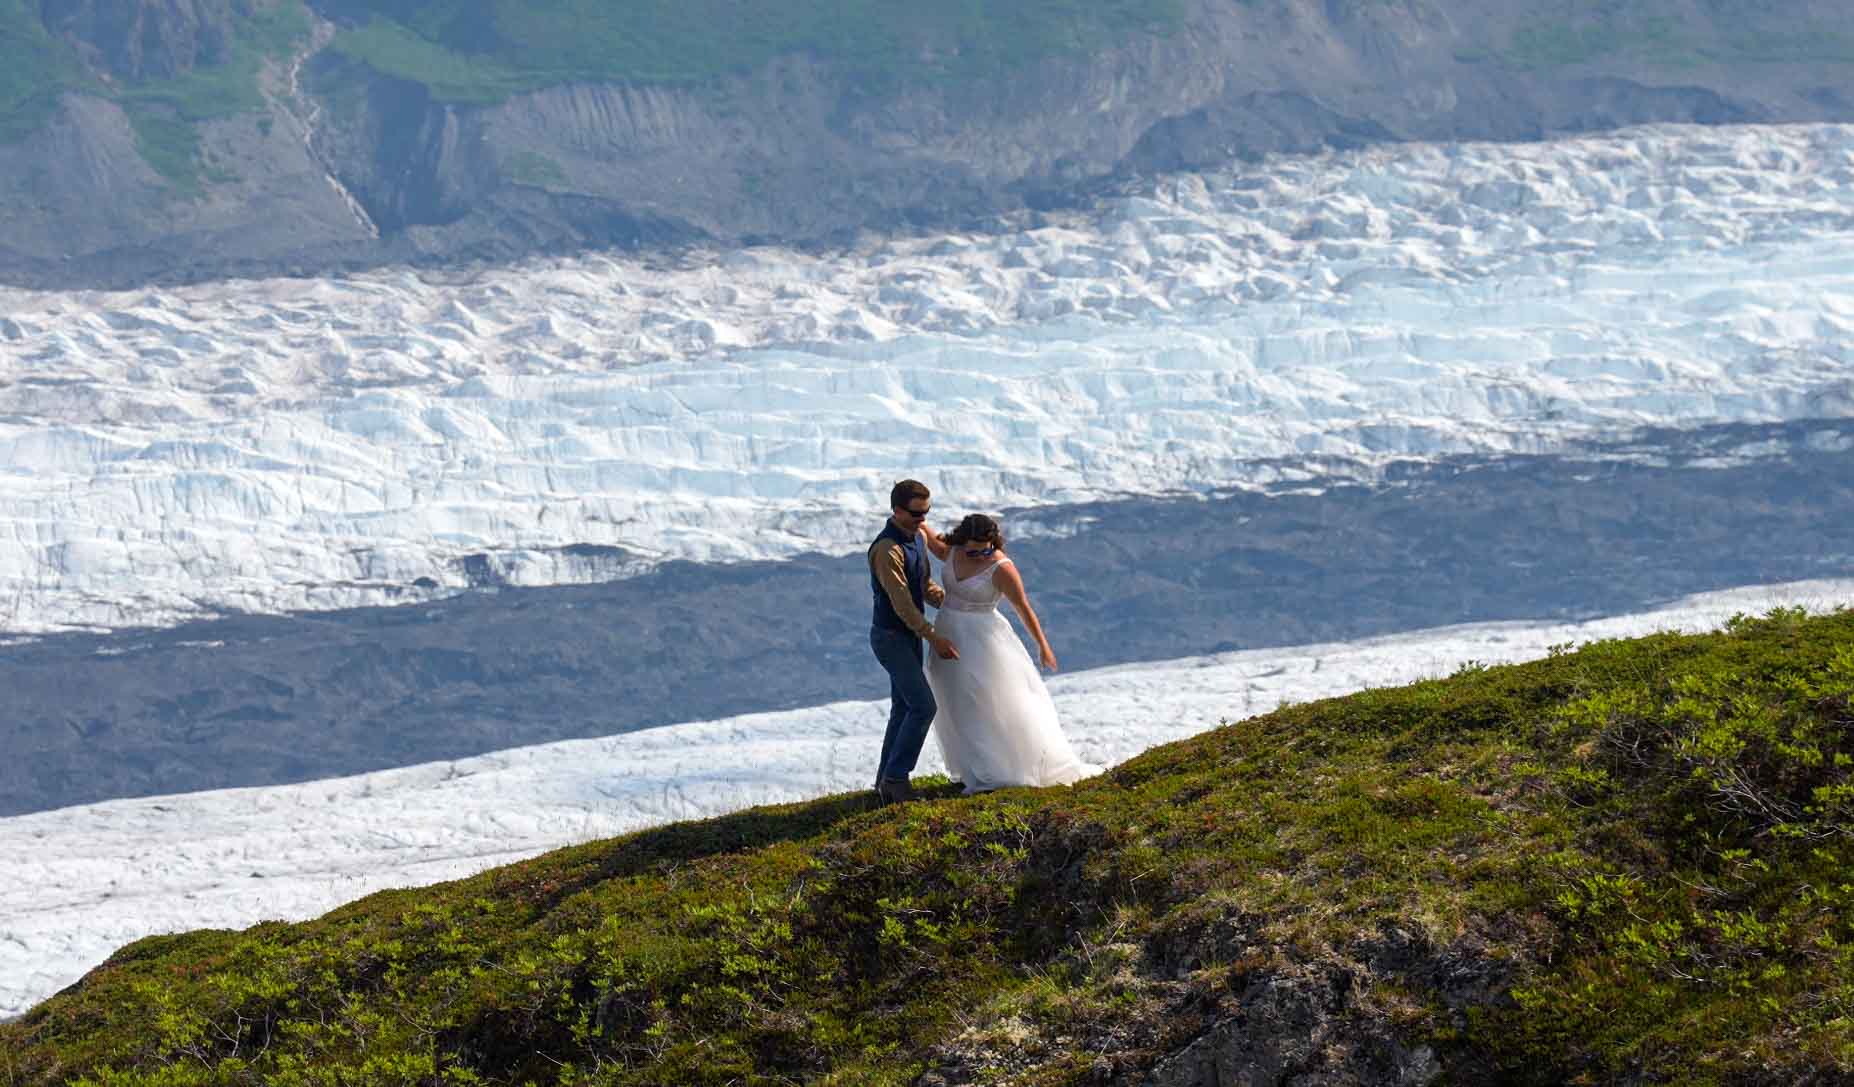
top-left (2, 0), bottom-right (1852, 288)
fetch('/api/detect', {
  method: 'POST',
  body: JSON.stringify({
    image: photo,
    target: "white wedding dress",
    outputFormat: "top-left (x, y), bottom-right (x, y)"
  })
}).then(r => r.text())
top-left (926, 558), bottom-right (1100, 793)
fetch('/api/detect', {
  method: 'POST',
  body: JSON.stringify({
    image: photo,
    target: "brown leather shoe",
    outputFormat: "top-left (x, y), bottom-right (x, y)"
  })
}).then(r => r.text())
top-left (876, 777), bottom-right (919, 805)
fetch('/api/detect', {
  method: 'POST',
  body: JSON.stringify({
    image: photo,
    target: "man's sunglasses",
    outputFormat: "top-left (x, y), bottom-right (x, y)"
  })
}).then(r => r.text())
top-left (901, 507), bottom-right (931, 519)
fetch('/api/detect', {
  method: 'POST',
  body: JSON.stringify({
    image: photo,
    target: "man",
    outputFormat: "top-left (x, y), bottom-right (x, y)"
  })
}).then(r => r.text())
top-left (869, 479), bottom-right (959, 804)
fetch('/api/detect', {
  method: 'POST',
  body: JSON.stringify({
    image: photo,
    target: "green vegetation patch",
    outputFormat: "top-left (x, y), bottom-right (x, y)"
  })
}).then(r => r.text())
top-left (118, 0), bottom-right (313, 123)
top-left (4, 607), bottom-right (1853, 1084)
top-left (0, 0), bottom-right (308, 182)
top-left (1505, 4), bottom-right (1854, 70)
top-left (1507, 13), bottom-right (1688, 68)
top-left (124, 109), bottom-right (208, 190)
top-left (504, 149), bottom-right (569, 188)
top-left (113, 0), bottom-right (311, 187)
top-left (322, 0), bottom-right (1187, 104)
top-left (0, 0), bottom-right (94, 142)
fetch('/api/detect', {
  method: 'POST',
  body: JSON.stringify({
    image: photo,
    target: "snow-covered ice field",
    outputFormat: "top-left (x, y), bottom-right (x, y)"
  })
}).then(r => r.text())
top-left (4, 578), bottom-right (1851, 1019)
top-left (2, 123), bottom-right (1852, 632)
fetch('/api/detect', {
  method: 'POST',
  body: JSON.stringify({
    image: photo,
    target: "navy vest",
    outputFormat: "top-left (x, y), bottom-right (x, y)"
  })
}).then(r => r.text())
top-left (870, 519), bottom-right (930, 634)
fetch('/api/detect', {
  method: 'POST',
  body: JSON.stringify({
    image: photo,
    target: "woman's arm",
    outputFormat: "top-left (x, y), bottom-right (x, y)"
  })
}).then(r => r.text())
top-left (921, 521), bottom-right (951, 562)
top-left (993, 559), bottom-right (1058, 672)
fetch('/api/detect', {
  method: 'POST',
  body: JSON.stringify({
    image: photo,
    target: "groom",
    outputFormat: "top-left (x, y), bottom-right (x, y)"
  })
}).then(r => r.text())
top-left (868, 479), bottom-right (959, 804)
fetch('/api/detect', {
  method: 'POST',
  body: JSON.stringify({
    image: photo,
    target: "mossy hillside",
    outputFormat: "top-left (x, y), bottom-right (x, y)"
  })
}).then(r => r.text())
top-left (0, 0), bottom-right (310, 191)
top-left (4, 608), bottom-right (1853, 1084)
top-left (114, 0), bottom-right (312, 189)
top-left (0, 0), bottom-right (92, 142)
top-left (1501, 2), bottom-right (1854, 70)
top-left (316, 0), bottom-right (1187, 104)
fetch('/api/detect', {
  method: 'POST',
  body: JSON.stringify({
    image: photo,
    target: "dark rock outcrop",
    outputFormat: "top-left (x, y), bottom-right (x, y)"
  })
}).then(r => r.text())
top-left (42, 0), bottom-right (237, 82)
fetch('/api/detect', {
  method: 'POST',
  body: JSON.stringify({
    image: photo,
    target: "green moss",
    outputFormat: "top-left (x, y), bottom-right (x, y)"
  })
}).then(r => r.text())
top-left (0, 0), bottom-right (94, 142)
top-left (0, 0), bottom-right (309, 169)
top-left (108, 0), bottom-right (310, 186)
top-left (503, 149), bottom-right (569, 188)
top-left (6, 607), bottom-right (1854, 1083)
top-left (124, 109), bottom-right (206, 190)
top-left (1505, 8), bottom-right (1854, 70)
top-left (119, 1), bottom-right (312, 123)
top-left (324, 0), bottom-right (1187, 104)
top-left (1724, 28), bottom-right (1854, 63)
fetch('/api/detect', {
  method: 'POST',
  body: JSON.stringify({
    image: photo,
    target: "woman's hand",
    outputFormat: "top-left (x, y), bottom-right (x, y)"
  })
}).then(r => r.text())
top-left (1038, 645), bottom-right (1058, 672)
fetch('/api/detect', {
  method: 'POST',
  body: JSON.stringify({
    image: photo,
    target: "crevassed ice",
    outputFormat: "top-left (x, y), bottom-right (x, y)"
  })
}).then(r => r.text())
top-left (1, 123), bottom-right (1852, 633)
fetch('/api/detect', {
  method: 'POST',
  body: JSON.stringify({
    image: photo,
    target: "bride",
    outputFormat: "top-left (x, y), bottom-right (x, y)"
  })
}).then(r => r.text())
top-left (921, 513), bottom-right (1100, 793)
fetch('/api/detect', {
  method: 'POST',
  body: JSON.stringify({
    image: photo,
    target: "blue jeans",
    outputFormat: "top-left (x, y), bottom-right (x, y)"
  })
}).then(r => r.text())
top-left (870, 626), bottom-right (937, 784)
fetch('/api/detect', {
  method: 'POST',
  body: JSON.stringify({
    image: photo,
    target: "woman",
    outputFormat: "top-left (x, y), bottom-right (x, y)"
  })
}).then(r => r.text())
top-left (920, 513), bottom-right (1099, 793)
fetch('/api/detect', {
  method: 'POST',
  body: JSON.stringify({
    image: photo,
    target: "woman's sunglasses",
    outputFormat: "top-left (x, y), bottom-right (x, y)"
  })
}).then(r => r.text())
top-left (963, 545), bottom-right (996, 557)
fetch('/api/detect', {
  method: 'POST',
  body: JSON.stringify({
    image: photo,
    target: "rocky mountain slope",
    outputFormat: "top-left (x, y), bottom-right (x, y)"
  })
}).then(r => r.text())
top-left (5, 607), bottom-right (1851, 1082)
top-left (1, 0), bottom-right (1851, 288)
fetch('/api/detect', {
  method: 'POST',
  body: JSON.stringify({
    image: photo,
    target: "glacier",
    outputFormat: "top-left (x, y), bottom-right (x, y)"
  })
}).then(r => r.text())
top-left (1, 122), bottom-right (1852, 633)
top-left (2, 577), bottom-right (1849, 1020)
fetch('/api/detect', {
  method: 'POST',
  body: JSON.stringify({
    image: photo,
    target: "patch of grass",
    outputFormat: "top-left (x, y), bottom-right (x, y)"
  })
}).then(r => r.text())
top-left (1722, 28), bottom-right (1854, 64)
top-left (1507, 14), bottom-right (1687, 68)
top-left (1505, 8), bottom-right (1854, 70)
top-left (118, 0), bottom-right (312, 123)
top-left (0, 0), bottom-right (94, 142)
top-left (111, 0), bottom-right (311, 186)
top-left (125, 109), bottom-right (206, 191)
top-left (322, 0), bottom-right (1188, 104)
top-left (324, 14), bottom-right (528, 103)
top-left (503, 149), bottom-right (569, 189)
top-left (0, 0), bottom-right (308, 173)
top-left (4, 607), bottom-right (1853, 1083)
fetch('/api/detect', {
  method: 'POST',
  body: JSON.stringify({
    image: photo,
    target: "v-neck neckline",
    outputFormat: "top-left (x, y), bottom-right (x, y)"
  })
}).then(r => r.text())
top-left (950, 558), bottom-right (1004, 585)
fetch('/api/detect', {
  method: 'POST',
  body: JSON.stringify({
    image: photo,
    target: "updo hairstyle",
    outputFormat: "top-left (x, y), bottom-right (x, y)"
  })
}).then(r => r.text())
top-left (945, 513), bottom-right (1006, 552)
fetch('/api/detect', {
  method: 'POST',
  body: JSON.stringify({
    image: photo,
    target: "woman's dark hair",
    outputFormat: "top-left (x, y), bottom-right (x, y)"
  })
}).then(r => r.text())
top-left (946, 513), bottom-right (1006, 551)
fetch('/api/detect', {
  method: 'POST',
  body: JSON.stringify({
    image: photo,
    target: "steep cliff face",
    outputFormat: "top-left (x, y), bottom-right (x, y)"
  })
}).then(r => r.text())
top-left (3, 0), bottom-right (1853, 287)
top-left (41, 0), bottom-right (238, 82)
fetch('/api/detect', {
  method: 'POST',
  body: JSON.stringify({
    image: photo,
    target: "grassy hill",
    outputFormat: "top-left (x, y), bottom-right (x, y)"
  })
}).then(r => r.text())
top-left (316, 0), bottom-right (1187, 102)
top-left (0, 0), bottom-right (92, 141)
top-left (0, 0), bottom-right (310, 191)
top-left (5, 607), bottom-right (1853, 1084)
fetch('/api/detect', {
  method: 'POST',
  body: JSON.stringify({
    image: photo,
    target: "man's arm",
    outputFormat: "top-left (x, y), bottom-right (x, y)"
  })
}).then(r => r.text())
top-left (869, 539), bottom-right (939, 641)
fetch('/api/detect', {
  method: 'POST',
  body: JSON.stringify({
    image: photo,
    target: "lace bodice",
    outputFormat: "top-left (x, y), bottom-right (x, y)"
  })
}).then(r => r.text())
top-left (940, 558), bottom-right (1008, 613)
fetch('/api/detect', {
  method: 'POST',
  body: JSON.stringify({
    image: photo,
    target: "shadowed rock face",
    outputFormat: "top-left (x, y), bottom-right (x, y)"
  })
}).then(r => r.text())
top-left (1, 420), bottom-right (1849, 818)
top-left (41, 0), bottom-right (236, 81)
top-left (2, 0), bottom-right (1853, 287)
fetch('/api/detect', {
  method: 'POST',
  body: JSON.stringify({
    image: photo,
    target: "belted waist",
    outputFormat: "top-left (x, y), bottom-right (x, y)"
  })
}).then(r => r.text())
top-left (939, 599), bottom-right (999, 614)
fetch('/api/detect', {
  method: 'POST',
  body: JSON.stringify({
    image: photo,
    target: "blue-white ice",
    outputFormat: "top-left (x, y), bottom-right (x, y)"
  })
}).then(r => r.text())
top-left (2, 578), bottom-right (1849, 1019)
top-left (1, 123), bottom-right (1852, 632)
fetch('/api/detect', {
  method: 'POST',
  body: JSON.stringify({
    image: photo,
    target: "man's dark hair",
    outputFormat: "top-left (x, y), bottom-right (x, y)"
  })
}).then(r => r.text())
top-left (890, 479), bottom-right (930, 510)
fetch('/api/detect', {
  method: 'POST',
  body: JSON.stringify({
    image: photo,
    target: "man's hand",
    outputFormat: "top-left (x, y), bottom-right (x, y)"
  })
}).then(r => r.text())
top-left (932, 636), bottom-right (961, 660)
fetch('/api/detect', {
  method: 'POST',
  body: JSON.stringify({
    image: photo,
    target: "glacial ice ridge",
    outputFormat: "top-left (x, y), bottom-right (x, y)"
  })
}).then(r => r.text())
top-left (1, 123), bottom-right (1852, 633)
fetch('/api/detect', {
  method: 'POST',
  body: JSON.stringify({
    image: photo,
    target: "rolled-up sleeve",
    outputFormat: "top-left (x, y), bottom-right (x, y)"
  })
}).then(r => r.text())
top-left (870, 539), bottom-right (937, 640)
